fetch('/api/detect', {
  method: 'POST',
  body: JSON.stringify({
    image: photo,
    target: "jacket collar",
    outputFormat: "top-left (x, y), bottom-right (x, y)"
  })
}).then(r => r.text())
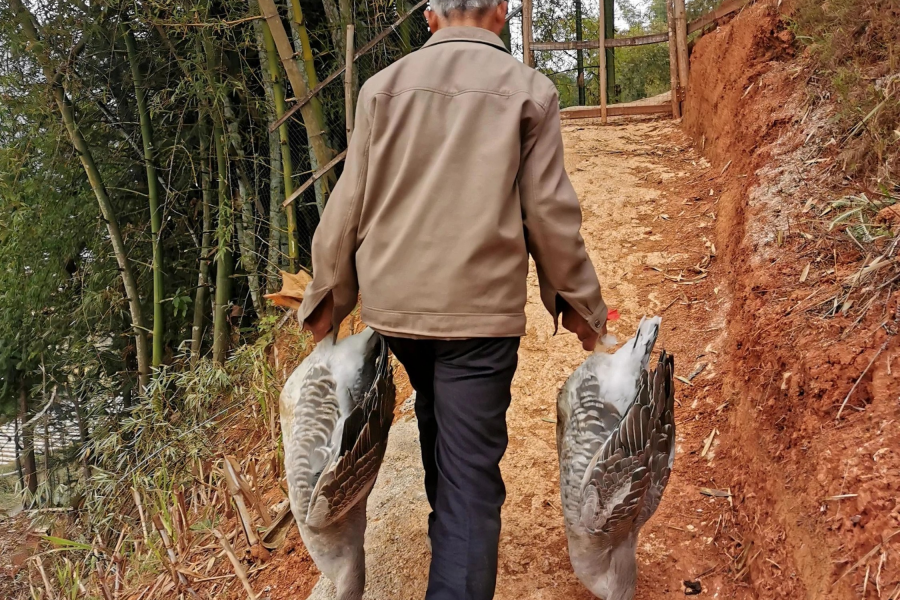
top-left (422, 26), bottom-right (508, 52)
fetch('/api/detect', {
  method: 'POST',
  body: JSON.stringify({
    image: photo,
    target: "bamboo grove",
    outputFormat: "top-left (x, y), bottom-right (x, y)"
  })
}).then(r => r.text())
top-left (0, 0), bottom-right (429, 502)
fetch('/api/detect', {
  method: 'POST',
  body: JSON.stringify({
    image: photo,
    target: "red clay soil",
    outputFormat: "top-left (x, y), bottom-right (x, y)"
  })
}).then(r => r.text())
top-left (684, 1), bottom-right (900, 598)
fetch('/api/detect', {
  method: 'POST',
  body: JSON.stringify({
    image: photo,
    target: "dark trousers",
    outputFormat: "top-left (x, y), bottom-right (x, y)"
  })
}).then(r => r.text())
top-left (385, 337), bottom-right (520, 600)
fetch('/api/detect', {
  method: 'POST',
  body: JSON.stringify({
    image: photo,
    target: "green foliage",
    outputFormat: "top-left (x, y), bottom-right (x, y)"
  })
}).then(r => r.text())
top-left (0, 0), bottom-right (427, 511)
top-left (534, 0), bottom-right (725, 107)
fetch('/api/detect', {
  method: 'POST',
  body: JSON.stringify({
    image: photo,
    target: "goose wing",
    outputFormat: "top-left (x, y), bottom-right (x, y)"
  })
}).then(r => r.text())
top-left (579, 369), bottom-right (655, 545)
top-left (557, 366), bottom-right (624, 523)
top-left (281, 358), bottom-right (341, 516)
top-left (636, 351), bottom-right (675, 530)
top-left (306, 335), bottom-right (396, 528)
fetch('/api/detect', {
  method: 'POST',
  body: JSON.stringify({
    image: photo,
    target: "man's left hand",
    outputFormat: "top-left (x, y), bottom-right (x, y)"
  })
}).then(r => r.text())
top-left (561, 304), bottom-right (604, 352)
top-left (302, 292), bottom-right (334, 343)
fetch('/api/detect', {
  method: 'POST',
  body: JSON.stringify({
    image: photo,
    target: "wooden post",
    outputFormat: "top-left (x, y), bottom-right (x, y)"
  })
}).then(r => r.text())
top-left (604, 0), bottom-right (616, 103)
top-left (666, 0), bottom-right (682, 119)
top-left (522, 0), bottom-right (534, 67)
top-left (598, 0), bottom-right (608, 124)
top-left (344, 24), bottom-right (355, 141)
top-left (575, 0), bottom-right (584, 105)
top-left (674, 0), bottom-right (690, 92)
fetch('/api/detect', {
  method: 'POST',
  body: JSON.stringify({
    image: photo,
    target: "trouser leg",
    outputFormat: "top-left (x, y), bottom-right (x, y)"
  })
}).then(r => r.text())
top-left (425, 337), bottom-right (520, 600)
top-left (385, 338), bottom-right (438, 534)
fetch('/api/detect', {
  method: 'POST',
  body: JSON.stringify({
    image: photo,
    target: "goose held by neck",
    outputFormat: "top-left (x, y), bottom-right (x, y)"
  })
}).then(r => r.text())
top-left (556, 316), bottom-right (675, 600)
top-left (280, 328), bottom-right (396, 600)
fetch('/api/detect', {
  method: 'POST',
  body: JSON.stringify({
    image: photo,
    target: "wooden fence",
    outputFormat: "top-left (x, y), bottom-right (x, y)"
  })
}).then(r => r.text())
top-left (265, 0), bottom-right (749, 199)
top-left (522, 0), bottom-right (750, 122)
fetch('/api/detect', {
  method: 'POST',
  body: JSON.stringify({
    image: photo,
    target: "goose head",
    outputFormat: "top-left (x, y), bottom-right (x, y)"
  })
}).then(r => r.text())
top-left (571, 534), bottom-right (638, 600)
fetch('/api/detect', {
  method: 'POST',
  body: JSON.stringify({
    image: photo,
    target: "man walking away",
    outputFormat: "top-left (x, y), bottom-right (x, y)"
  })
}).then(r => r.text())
top-left (298, 0), bottom-right (608, 597)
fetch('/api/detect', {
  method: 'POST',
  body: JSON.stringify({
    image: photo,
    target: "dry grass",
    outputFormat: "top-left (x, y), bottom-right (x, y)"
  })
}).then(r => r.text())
top-left (4, 316), bottom-right (312, 600)
top-left (791, 0), bottom-right (900, 186)
top-left (787, 0), bottom-right (900, 324)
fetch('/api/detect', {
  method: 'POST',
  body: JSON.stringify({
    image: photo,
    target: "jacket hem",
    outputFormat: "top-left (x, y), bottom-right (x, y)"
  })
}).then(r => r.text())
top-left (361, 305), bottom-right (526, 339)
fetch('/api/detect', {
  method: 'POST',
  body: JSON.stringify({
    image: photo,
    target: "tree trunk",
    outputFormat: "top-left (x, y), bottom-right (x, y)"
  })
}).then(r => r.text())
top-left (254, 18), bottom-right (287, 291)
top-left (10, 0), bottom-right (150, 388)
top-left (19, 379), bottom-right (37, 496)
top-left (125, 28), bottom-right (165, 369)
top-left (191, 124), bottom-right (214, 362)
top-left (212, 123), bottom-right (233, 364)
top-left (261, 21), bottom-right (300, 270)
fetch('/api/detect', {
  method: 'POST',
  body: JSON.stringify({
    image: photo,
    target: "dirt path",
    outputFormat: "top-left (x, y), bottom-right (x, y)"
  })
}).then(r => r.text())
top-left (309, 118), bottom-right (743, 599)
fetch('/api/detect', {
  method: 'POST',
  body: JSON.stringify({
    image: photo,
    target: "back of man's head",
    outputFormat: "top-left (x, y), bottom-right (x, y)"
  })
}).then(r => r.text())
top-left (429, 0), bottom-right (504, 17)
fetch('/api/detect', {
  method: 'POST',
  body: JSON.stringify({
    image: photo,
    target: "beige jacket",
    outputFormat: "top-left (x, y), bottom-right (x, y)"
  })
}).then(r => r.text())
top-left (298, 26), bottom-right (606, 339)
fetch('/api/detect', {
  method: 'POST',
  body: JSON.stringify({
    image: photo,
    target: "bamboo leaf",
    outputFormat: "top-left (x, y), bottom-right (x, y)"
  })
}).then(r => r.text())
top-left (42, 536), bottom-right (93, 551)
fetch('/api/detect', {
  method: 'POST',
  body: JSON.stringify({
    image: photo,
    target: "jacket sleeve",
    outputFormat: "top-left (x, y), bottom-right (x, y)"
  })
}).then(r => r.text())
top-left (297, 86), bottom-right (373, 332)
top-left (519, 93), bottom-right (607, 333)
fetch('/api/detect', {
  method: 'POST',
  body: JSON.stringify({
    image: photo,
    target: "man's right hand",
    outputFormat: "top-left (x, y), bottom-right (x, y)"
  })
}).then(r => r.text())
top-left (561, 304), bottom-right (604, 351)
top-left (301, 292), bottom-right (334, 343)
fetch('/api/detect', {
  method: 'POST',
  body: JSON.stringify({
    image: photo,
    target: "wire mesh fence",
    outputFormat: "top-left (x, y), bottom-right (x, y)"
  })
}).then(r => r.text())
top-left (530, 0), bottom-right (605, 107)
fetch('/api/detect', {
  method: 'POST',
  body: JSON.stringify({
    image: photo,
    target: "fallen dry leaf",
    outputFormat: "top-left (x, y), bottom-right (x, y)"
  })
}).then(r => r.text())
top-left (263, 269), bottom-right (312, 310)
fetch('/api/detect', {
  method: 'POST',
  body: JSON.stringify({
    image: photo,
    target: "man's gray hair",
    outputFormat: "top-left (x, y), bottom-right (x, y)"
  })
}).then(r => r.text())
top-left (429, 0), bottom-right (504, 16)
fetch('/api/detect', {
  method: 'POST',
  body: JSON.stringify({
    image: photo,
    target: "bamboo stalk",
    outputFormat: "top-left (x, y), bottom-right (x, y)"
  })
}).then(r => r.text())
top-left (190, 123), bottom-right (213, 362)
top-left (223, 95), bottom-right (263, 315)
top-left (33, 555), bottom-right (56, 600)
top-left (261, 21), bottom-right (300, 268)
top-left (132, 488), bottom-right (149, 550)
top-left (666, 0), bottom-right (682, 118)
top-left (345, 25), bottom-right (356, 141)
top-left (152, 514), bottom-right (198, 596)
top-left (124, 28), bottom-right (165, 368)
top-left (94, 563), bottom-right (113, 600)
top-left (222, 457), bottom-right (260, 545)
top-left (213, 529), bottom-right (258, 600)
top-left (251, 14), bottom-right (287, 285)
top-left (211, 122), bottom-right (233, 365)
top-left (258, 0), bottom-right (336, 214)
top-left (399, 0), bottom-right (413, 54)
top-left (174, 488), bottom-right (191, 552)
top-left (19, 378), bottom-right (37, 495)
top-left (226, 456), bottom-right (271, 527)
top-left (287, 0), bottom-right (335, 214)
top-left (598, 0), bottom-right (608, 124)
top-left (270, 0), bottom-right (429, 130)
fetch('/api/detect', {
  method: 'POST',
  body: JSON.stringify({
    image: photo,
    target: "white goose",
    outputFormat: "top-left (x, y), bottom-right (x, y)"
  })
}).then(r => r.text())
top-left (280, 328), bottom-right (395, 600)
top-left (556, 316), bottom-right (675, 600)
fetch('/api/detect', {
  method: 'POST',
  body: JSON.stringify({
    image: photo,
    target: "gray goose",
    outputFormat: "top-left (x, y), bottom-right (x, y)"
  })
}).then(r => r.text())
top-left (280, 328), bottom-right (395, 600)
top-left (556, 316), bottom-right (675, 600)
